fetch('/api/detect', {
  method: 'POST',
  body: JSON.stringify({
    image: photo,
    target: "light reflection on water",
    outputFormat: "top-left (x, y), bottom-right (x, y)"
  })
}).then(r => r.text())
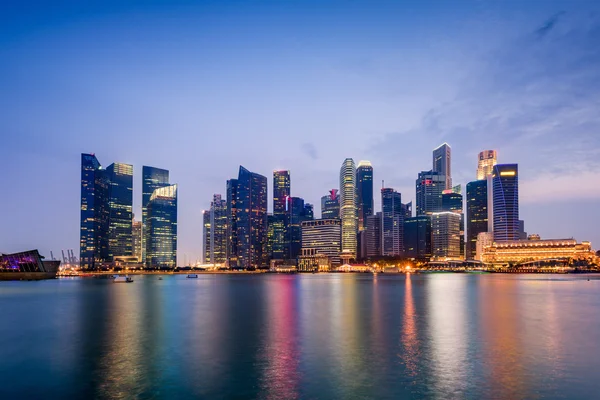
top-left (1, 274), bottom-right (600, 399)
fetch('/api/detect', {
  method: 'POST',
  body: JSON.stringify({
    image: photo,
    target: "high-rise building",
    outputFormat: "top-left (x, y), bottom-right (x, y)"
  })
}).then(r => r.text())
top-left (299, 219), bottom-right (342, 270)
top-left (236, 166), bottom-right (268, 269)
top-left (365, 212), bottom-right (382, 258)
top-left (404, 216), bottom-right (432, 260)
top-left (132, 217), bottom-right (142, 262)
top-left (210, 194), bottom-right (227, 263)
top-left (477, 150), bottom-right (497, 180)
top-left (492, 164), bottom-right (519, 242)
top-left (287, 196), bottom-right (306, 260)
top-left (433, 143), bottom-right (452, 190)
top-left (146, 184), bottom-right (177, 269)
top-left (304, 203), bottom-right (314, 220)
top-left (356, 161), bottom-right (374, 231)
top-left (431, 212), bottom-right (461, 259)
top-left (339, 159), bottom-right (357, 259)
top-left (80, 153), bottom-right (109, 269)
top-left (415, 170), bottom-right (446, 216)
top-left (267, 214), bottom-right (276, 261)
top-left (466, 180), bottom-right (488, 260)
top-left (321, 189), bottom-right (340, 219)
top-left (226, 179), bottom-right (239, 267)
top-left (142, 166), bottom-right (169, 263)
top-left (272, 170), bottom-right (290, 260)
top-left (381, 188), bottom-right (404, 256)
top-left (475, 232), bottom-right (494, 261)
top-left (519, 220), bottom-right (527, 240)
top-left (442, 191), bottom-right (463, 213)
top-left (402, 201), bottom-right (413, 219)
top-left (106, 162), bottom-right (134, 260)
top-left (202, 209), bottom-right (211, 264)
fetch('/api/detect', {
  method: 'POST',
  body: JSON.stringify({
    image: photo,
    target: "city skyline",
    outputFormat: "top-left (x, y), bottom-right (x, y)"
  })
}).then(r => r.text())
top-left (2, 1), bottom-right (600, 262)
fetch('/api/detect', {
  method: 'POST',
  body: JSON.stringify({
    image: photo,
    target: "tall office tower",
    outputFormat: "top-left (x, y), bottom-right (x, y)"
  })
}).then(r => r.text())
top-left (225, 179), bottom-right (239, 267)
top-left (210, 194), bottom-right (227, 263)
top-left (80, 153), bottom-right (109, 269)
top-left (339, 158), bottom-right (358, 259)
top-left (288, 196), bottom-right (308, 260)
top-left (519, 220), bottom-right (527, 240)
top-left (142, 166), bottom-right (169, 263)
top-left (431, 212), bottom-right (461, 259)
top-left (442, 191), bottom-right (463, 213)
top-left (236, 166), bottom-right (268, 269)
top-left (466, 180), bottom-right (488, 259)
top-left (299, 219), bottom-right (342, 268)
top-left (404, 216), bottom-right (432, 260)
top-left (321, 189), bottom-right (340, 219)
top-left (272, 171), bottom-right (291, 260)
top-left (415, 170), bottom-right (446, 216)
top-left (365, 212), bottom-right (382, 258)
top-left (381, 188), bottom-right (404, 256)
top-left (402, 201), bottom-right (412, 219)
top-left (146, 184), bottom-right (177, 269)
top-left (266, 214), bottom-right (276, 262)
top-left (433, 143), bottom-right (452, 190)
top-left (202, 209), bottom-right (211, 264)
top-left (132, 217), bottom-right (142, 262)
top-left (356, 161), bottom-right (374, 231)
top-left (477, 150), bottom-right (498, 180)
top-left (304, 204), bottom-right (314, 220)
top-left (492, 164), bottom-right (519, 242)
top-left (106, 163), bottom-right (134, 259)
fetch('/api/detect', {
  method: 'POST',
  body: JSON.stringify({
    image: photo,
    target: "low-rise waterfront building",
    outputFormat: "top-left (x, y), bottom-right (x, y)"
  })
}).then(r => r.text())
top-left (481, 238), bottom-right (596, 265)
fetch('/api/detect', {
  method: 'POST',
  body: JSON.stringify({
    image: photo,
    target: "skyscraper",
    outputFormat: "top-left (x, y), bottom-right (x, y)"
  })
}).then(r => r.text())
top-left (441, 191), bottom-right (463, 213)
top-left (287, 196), bottom-right (306, 260)
top-left (339, 158), bottom-right (357, 259)
top-left (477, 150), bottom-right (497, 180)
top-left (433, 143), bottom-right (452, 190)
top-left (365, 212), bottom-right (382, 258)
top-left (202, 209), bottom-right (211, 264)
top-left (415, 170), bottom-right (446, 216)
top-left (225, 179), bottom-right (238, 267)
top-left (381, 188), bottom-right (404, 256)
top-left (321, 189), bottom-right (340, 219)
top-left (299, 218), bottom-right (342, 270)
top-left (236, 166), bottom-right (268, 269)
top-left (146, 184), bottom-right (177, 269)
top-left (492, 164), bottom-right (519, 242)
top-left (404, 216), bottom-right (432, 260)
top-left (142, 166), bottom-right (169, 263)
top-left (356, 161), bottom-right (374, 231)
top-left (210, 194), bottom-right (227, 263)
top-left (272, 170), bottom-right (290, 260)
top-left (80, 153), bottom-right (108, 269)
top-left (466, 180), bottom-right (488, 259)
top-left (132, 217), bottom-right (142, 262)
top-left (431, 212), bottom-right (461, 259)
top-left (106, 162), bottom-right (133, 260)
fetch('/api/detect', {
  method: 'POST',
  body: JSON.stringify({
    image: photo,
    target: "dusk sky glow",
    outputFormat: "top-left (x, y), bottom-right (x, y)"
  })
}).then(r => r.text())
top-left (1, 0), bottom-right (599, 263)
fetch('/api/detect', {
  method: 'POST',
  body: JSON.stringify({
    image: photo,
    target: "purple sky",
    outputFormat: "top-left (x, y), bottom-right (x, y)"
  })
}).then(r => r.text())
top-left (1, 0), bottom-right (599, 263)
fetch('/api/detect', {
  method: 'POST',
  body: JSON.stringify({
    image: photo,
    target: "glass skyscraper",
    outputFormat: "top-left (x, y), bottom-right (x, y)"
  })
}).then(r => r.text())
top-left (493, 164), bottom-right (519, 242)
top-left (272, 170), bottom-right (290, 260)
top-left (415, 170), bottom-right (446, 216)
top-left (202, 209), bottom-right (211, 263)
top-left (381, 188), bottom-right (404, 256)
top-left (321, 189), bottom-right (340, 219)
top-left (433, 143), bottom-right (452, 190)
top-left (207, 194), bottom-right (227, 264)
top-left (146, 184), bottom-right (177, 269)
top-left (431, 212), bottom-right (461, 259)
top-left (226, 179), bottom-right (239, 267)
top-left (404, 216), bottom-right (432, 260)
top-left (339, 158), bottom-right (357, 259)
top-left (236, 166), bottom-right (268, 269)
top-left (466, 180), bottom-right (488, 259)
top-left (106, 163), bottom-right (134, 260)
top-left (142, 166), bottom-right (169, 263)
top-left (356, 161), bottom-right (373, 232)
top-left (477, 150), bottom-right (497, 180)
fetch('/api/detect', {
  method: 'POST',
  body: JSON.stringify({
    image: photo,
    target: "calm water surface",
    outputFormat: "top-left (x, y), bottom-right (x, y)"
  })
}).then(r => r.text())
top-left (1, 273), bottom-right (599, 399)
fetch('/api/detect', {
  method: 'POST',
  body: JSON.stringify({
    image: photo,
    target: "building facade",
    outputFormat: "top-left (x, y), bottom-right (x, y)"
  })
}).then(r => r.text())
top-left (404, 216), bottom-right (432, 260)
top-left (431, 212), bottom-right (461, 259)
top-left (477, 150), bottom-right (497, 180)
top-left (416, 170), bottom-right (446, 216)
top-left (272, 170), bottom-right (291, 260)
top-left (132, 218), bottom-right (142, 262)
top-left (466, 179), bottom-right (489, 260)
top-left (356, 161), bottom-right (374, 231)
top-left (492, 164), bottom-right (519, 242)
top-left (381, 188), bottom-right (404, 256)
top-left (433, 143), bottom-right (452, 190)
top-left (481, 238), bottom-right (596, 265)
top-left (365, 212), bottom-right (382, 258)
top-left (146, 184), bottom-right (177, 269)
top-left (299, 219), bottom-right (342, 271)
top-left (142, 166), bottom-right (169, 263)
top-left (210, 194), bottom-right (227, 263)
top-left (202, 209), bottom-right (211, 264)
top-left (225, 179), bottom-right (238, 267)
top-left (321, 189), bottom-right (340, 219)
top-left (236, 166), bottom-right (268, 269)
top-left (339, 158), bottom-right (357, 259)
top-left (80, 153), bottom-right (107, 269)
top-left (106, 163), bottom-right (134, 260)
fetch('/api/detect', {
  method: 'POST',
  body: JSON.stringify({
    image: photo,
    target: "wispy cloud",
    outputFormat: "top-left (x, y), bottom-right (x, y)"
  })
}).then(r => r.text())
top-left (301, 142), bottom-right (318, 160)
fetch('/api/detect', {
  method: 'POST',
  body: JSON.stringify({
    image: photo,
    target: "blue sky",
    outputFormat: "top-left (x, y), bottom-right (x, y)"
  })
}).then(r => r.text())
top-left (1, 0), bottom-right (599, 263)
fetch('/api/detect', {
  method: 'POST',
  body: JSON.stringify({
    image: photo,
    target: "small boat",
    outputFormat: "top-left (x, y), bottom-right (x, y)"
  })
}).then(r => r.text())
top-left (187, 274), bottom-right (198, 279)
top-left (113, 276), bottom-right (134, 283)
top-left (158, 277), bottom-right (163, 280)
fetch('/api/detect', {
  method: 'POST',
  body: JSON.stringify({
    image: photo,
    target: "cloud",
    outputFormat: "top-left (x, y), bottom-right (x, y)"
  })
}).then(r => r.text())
top-left (301, 142), bottom-right (318, 160)
top-left (535, 11), bottom-right (566, 38)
